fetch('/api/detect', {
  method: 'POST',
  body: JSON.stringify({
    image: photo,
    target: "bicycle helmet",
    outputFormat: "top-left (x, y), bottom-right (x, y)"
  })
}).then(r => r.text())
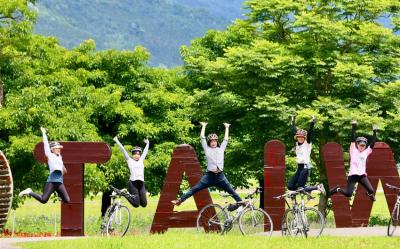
top-left (294, 129), bottom-right (307, 139)
top-left (207, 133), bottom-right (219, 141)
top-left (356, 137), bottom-right (368, 145)
top-left (131, 146), bottom-right (142, 154)
top-left (49, 142), bottom-right (63, 149)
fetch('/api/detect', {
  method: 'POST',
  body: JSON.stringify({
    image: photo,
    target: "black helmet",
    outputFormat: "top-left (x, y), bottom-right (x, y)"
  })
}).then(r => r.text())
top-left (356, 137), bottom-right (368, 145)
top-left (207, 133), bottom-right (218, 141)
top-left (131, 146), bottom-right (142, 153)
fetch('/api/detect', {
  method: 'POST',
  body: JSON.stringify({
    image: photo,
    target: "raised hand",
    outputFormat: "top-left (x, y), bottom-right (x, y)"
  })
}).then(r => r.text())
top-left (351, 120), bottom-right (357, 125)
top-left (223, 123), bottom-right (231, 128)
top-left (200, 122), bottom-right (208, 127)
top-left (113, 136), bottom-right (118, 142)
top-left (372, 125), bottom-right (378, 131)
top-left (311, 115), bottom-right (316, 122)
top-left (291, 114), bottom-right (296, 122)
top-left (144, 138), bottom-right (149, 144)
top-left (40, 127), bottom-right (46, 134)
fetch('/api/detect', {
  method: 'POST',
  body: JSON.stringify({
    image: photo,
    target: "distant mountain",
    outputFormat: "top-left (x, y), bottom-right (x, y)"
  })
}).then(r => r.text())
top-left (34, 0), bottom-right (246, 67)
top-left (33, 1), bottom-right (394, 67)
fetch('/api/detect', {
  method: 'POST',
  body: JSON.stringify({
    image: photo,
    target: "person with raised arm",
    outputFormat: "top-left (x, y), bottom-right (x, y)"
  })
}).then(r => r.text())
top-left (288, 114), bottom-right (325, 195)
top-left (113, 136), bottom-right (149, 207)
top-left (19, 127), bottom-right (70, 204)
top-left (171, 122), bottom-right (242, 207)
top-left (329, 120), bottom-right (377, 201)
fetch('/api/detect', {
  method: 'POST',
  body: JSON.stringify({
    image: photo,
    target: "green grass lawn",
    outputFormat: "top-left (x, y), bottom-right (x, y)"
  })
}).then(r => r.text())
top-left (17, 233), bottom-right (400, 249)
top-left (2, 184), bottom-right (393, 236)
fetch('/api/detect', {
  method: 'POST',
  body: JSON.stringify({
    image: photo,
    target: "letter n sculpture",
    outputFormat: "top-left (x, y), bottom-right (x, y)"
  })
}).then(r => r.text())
top-left (264, 140), bottom-right (286, 231)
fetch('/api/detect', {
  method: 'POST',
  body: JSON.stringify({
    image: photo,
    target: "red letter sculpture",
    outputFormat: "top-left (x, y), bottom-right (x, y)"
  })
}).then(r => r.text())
top-left (323, 142), bottom-right (400, 227)
top-left (264, 140), bottom-right (286, 230)
top-left (0, 151), bottom-right (12, 232)
top-left (151, 145), bottom-right (214, 233)
top-left (34, 142), bottom-right (111, 236)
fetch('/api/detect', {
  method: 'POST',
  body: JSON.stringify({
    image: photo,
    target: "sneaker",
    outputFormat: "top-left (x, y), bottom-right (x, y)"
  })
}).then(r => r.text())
top-left (329, 185), bottom-right (340, 196)
top-left (19, 188), bottom-right (32, 197)
top-left (227, 203), bottom-right (239, 212)
top-left (367, 193), bottom-right (376, 201)
top-left (171, 199), bottom-right (182, 206)
top-left (317, 184), bottom-right (326, 196)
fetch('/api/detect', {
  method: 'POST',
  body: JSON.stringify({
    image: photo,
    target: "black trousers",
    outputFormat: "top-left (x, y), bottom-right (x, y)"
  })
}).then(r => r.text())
top-left (288, 164), bottom-right (317, 192)
top-left (30, 182), bottom-right (70, 204)
top-left (179, 171), bottom-right (242, 202)
top-left (127, 180), bottom-right (147, 208)
top-left (330, 174), bottom-right (374, 197)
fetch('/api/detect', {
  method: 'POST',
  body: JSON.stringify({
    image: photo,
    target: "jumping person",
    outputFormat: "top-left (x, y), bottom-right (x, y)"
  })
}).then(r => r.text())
top-left (19, 127), bottom-right (70, 204)
top-left (171, 122), bottom-right (242, 207)
top-left (329, 120), bottom-right (377, 201)
top-left (288, 114), bottom-right (325, 195)
top-left (113, 136), bottom-right (149, 208)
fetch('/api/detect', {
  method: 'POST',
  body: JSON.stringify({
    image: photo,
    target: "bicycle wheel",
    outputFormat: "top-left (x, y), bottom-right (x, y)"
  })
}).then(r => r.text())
top-left (100, 204), bottom-right (115, 236)
top-left (388, 203), bottom-right (399, 237)
top-left (282, 209), bottom-right (302, 237)
top-left (106, 205), bottom-right (131, 237)
top-left (302, 207), bottom-right (324, 237)
top-left (197, 204), bottom-right (228, 233)
top-left (238, 207), bottom-right (273, 236)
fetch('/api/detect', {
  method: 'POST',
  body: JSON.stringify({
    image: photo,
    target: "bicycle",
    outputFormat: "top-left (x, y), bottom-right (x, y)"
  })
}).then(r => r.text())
top-left (386, 183), bottom-right (400, 237)
top-left (100, 186), bottom-right (134, 237)
top-left (275, 188), bottom-right (324, 238)
top-left (196, 187), bottom-right (273, 236)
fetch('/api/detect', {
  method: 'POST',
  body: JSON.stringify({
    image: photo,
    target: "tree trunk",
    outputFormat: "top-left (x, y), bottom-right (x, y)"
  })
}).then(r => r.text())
top-left (101, 189), bottom-right (112, 217)
top-left (317, 139), bottom-right (328, 217)
top-left (0, 78), bottom-right (3, 107)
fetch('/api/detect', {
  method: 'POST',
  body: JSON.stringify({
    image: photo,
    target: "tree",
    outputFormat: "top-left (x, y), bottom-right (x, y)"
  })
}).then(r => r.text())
top-left (0, 0), bottom-right (37, 107)
top-left (0, 31), bottom-right (193, 208)
top-left (181, 0), bottom-right (400, 213)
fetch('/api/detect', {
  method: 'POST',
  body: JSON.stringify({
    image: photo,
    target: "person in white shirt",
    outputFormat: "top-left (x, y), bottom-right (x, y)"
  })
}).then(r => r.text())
top-left (288, 115), bottom-right (325, 195)
top-left (19, 127), bottom-right (70, 204)
top-left (113, 136), bottom-right (149, 207)
top-left (329, 120), bottom-right (377, 201)
top-left (171, 122), bottom-right (242, 207)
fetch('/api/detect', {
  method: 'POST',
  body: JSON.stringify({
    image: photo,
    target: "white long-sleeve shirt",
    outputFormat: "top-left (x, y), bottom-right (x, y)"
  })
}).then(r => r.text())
top-left (201, 136), bottom-right (227, 172)
top-left (43, 133), bottom-right (64, 174)
top-left (115, 138), bottom-right (149, 182)
top-left (295, 141), bottom-right (312, 164)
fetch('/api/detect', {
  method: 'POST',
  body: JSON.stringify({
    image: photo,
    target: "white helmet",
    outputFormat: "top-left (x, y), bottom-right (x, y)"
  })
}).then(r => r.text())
top-left (207, 133), bottom-right (218, 141)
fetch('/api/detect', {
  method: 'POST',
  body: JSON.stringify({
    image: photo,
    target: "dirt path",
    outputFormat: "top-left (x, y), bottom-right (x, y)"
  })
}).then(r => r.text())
top-left (0, 237), bottom-right (82, 249)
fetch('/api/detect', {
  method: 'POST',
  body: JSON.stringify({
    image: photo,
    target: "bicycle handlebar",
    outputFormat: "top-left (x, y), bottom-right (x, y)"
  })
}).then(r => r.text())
top-left (219, 187), bottom-right (263, 200)
top-left (244, 187), bottom-right (262, 200)
top-left (385, 183), bottom-right (400, 192)
top-left (274, 188), bottom-right (314, 200)
top-left (109, 185), bottom-right (136, 199)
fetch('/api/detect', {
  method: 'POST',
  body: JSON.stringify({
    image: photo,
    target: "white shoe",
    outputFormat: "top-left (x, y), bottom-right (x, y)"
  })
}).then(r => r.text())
top-left (19, 188), bottom-right (32, 197)
top-left (317, 184), bottom-right (326, 196)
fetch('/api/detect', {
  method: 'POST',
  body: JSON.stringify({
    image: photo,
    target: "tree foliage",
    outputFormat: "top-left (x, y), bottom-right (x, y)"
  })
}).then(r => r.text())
top-left (0, 2), bottom-right (193, 207)
top-left (181, 0), bottom-right (400, 190)
top-left (0, 0), bottom-right (399, 211)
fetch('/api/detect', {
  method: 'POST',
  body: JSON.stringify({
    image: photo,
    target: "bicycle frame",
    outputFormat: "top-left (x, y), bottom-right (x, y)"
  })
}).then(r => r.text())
top-left (221, 188), bottom-right (262, 232)
top-left (224, 201), bottom-right (251, 223)
top-left (285, 194), bottom-right (308, 235)
top-left (101, 186), bottom-right (134, 237)
top-left (278, 189), bottom-right (318, 236)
